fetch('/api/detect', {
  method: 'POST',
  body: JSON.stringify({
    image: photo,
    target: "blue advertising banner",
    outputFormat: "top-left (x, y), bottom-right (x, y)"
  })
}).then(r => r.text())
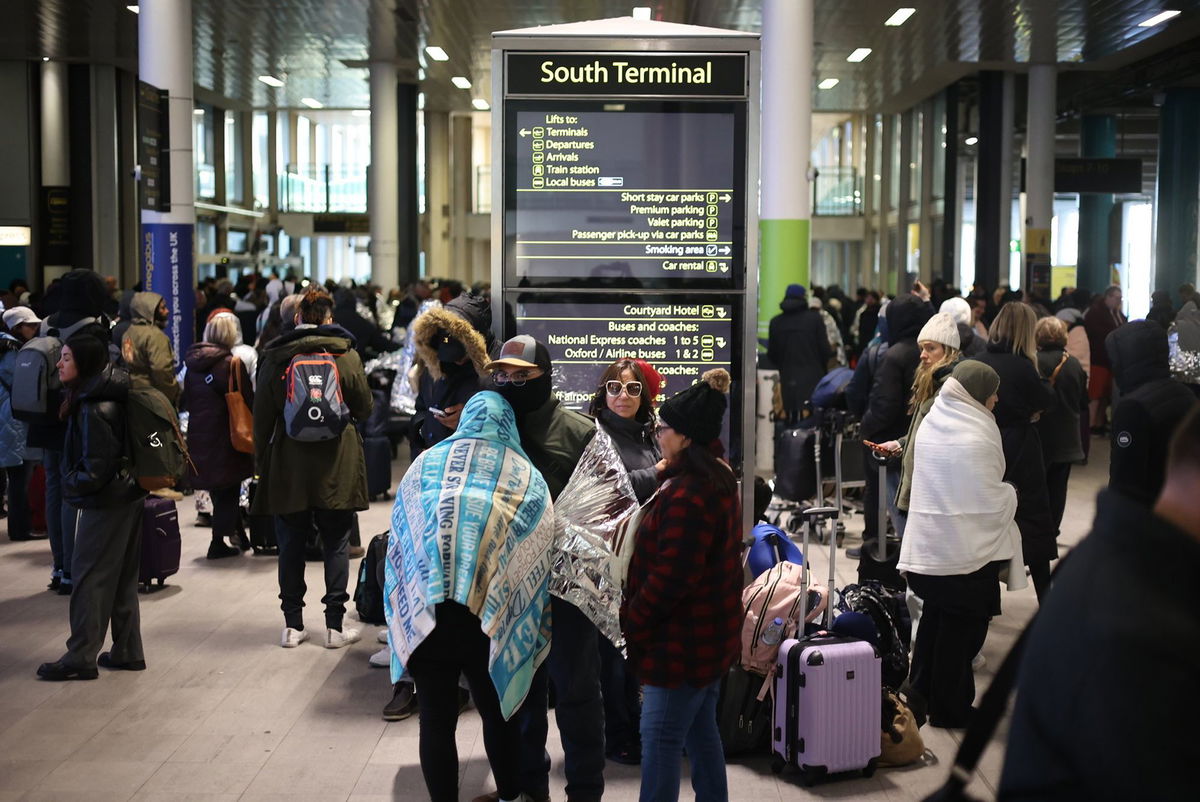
top-left (140, 222), bottom-right (194, 364)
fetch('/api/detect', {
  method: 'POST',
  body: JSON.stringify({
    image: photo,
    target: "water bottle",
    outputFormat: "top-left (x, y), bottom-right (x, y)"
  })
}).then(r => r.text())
top-left (761, 617), bottom-right (785, 646)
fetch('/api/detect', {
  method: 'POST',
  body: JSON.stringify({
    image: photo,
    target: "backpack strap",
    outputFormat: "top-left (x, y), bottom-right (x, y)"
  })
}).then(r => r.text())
top-left (1048, 352), bottom-right (1069, 386)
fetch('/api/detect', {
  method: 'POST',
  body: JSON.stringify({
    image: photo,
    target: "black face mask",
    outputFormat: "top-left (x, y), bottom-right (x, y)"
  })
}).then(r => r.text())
top-left (439, 359), bottom-right (472, 377)
top-left (492, 371), bottom-right (553, 418)
top-left (436, 335), bottom-right (467, 364)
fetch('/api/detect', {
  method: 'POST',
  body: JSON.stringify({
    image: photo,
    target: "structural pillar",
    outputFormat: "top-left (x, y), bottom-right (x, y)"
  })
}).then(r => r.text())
top-left (41, 61), bottom-right (72, 281)
top-left (941, 84), bottom-right (960, 285)
top-left (1024, 64), bottom-right (1056, 301)
top-left (424, 111), bottom-right (450, 281)
top-left (139, 0), bottom-right (196, 361)
top-left (975, 71), bottom-right (1013, 293)
top-left (1077, 114), bottom-right (1116, 293)
top-left (758, 0), bottom-right (813, 347)
top-left (1154, 88), bottom-right (1200, 300)
top-left (368, 61), bottom-right (400, 288)
top-left (450, 112), bottom-right (473, 285)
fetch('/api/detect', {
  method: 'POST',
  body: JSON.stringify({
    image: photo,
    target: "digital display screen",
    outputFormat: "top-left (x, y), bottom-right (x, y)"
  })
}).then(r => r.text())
top-left (504, 100), bottom-right (745, 290)
top-left (511, 293), bottom-right (739, 452)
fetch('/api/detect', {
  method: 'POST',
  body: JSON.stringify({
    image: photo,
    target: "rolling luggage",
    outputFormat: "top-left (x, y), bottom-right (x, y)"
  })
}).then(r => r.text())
top-left (139, 497), bottom-right (181, 592)
top-left (363, 435), bottom-right (392, 500)
top-left (770, 505), bottom-right (881, 784)
top-left (774, 427), bottom-right (823, 503)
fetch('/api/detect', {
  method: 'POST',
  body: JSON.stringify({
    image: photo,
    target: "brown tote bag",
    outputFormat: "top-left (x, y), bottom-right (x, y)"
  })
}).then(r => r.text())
top-left (226, 356), bottom-right (255, 454)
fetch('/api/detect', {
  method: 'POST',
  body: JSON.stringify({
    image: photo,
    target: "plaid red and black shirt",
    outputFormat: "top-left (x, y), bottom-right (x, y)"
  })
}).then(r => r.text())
top-left (621, 472), bottom-right (743, 688)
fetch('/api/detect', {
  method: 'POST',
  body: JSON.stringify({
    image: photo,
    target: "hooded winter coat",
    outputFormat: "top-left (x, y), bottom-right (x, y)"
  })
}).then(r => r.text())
top-left (0, 332), bottom-right (27, 467)
top-left (410, 294), bottom-right (492, 452)
top-left (62, 365), bottom-right (144, 508)
top-left (861, 295), bottom-right (935, 442)
top-left (332, 289), bottom-right (396, 359)
top-left (767, 296), bottom-right (832, 411)
top-left (182, 343), bottom-right (254, 490)
top-left (1106, 322), bottom-right (1199, 505)
top-left (972, 341), bottom-right (1057, 564)
top-left (121, 291), bottom-right (180, 406)
top-left (251, 324), bottom-right (373, 515)
top-left (1036, 346), bottom-right (1088, 464)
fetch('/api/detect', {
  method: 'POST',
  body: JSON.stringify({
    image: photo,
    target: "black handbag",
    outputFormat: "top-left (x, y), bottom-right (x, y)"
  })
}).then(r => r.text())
top-left (716, 665), bottom-right (772, 757)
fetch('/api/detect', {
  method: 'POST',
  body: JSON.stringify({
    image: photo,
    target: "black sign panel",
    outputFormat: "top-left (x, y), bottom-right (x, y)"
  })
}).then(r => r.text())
top-left (507, 52), bottom-right (747, 97)
top-left (504, 99), bottom-right (745, 290)
top-left (40, 187), bottom-right (70, 265)
top-left (511, 292), bottom-right (739, 450)
top-left (1021, 157), bottom-right (1143, 194)
top-left (137, 81), bottom-right (170, 212)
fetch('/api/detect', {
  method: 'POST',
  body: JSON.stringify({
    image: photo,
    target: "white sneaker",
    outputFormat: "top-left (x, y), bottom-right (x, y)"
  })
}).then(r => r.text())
top-left (325, 627), bottom-right (362, 649)
top-left (376, 629), bottom-right (388, 644)
top-left (369, 646), bottom-right (391, 667)
top-left (281, 627), bottom-right (310, 648)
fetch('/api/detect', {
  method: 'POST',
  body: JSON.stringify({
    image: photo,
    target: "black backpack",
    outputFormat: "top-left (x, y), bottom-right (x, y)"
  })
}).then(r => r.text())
top-left (837, 581), bottom-right (913, 690)
top-left (353, 532), bottom-right (389, 625)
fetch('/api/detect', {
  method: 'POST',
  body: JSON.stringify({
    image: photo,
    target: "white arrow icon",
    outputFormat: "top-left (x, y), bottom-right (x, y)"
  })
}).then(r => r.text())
top-left (718, 246), bottom-right (731, 255)
top-left (519, 128), bottom-right (531, 137)
top-left (717, 308), bottom-right (728, 318)
top-left (720, 193), bottom-right (732, 202)
top-left (719, 264), bottom-right (729, 273)
top-left (716, 337), bottom-right (727, 348)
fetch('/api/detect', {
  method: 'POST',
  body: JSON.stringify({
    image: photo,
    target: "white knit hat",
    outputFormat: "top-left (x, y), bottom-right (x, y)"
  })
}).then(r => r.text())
top-left (917, 313), bottom-right (961, 350)
top-left (939, 296), bottom-right (972, 327)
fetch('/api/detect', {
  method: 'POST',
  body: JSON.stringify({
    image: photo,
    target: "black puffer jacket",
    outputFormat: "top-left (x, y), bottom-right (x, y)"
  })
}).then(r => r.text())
top-left (63, 365), bottom-right (144, 508)
top-left (333, 289), bottom-right (397, 359)
top-left (767, 297), bottom-right (832, 411)
top-left (597, 408), bottom-right (661, 504)
top-left (1107, 321), bottom-right (1199, 505)
top-left (972, 341), bottom-right (1057, 564)
top-left (182, 343), bottom-right (254, 490)
top-left (1036, 347), bottom-right (1088, 465)
top-left (26, 315), bottom-right (113, 451)
top-left (860, 295), bottom-right (934, 442)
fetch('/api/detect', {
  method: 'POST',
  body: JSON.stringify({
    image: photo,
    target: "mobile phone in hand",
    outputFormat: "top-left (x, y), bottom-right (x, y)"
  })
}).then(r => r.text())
top-left (428, 407), bottom-right (446, 417)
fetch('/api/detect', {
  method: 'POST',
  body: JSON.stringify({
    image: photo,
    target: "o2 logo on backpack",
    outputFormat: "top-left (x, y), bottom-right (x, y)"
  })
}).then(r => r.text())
top-left (147, 431), bottom-right (163, 449)
top-left (307, 406), bottom-right (325, 422)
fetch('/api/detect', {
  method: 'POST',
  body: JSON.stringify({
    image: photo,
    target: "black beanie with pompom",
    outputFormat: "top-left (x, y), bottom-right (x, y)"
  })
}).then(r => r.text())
top-left (658, 368), bottom-right (731, 444)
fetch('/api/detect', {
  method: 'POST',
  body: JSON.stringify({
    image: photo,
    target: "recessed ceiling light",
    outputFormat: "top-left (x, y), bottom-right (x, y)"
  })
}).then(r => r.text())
top-left (847, 48), bottom-right (873, 62)
top-left (964, 135), bottom-right (979, 145)
top-left (425, 46), bottom-right (449, 62)
top-left (351, 109), bottom-right (371, 117)
top-left (884, 8), bottom-right (916, 26)
top-left (300, 97), bottom-right (323, 109)
top-left (126, 5), bottom-right (139, 13)
top-left (418, 68), bottom-right (426, 80)
top-left (418, 92), bottom-right (425, 110)
top-left (632, 7), bottom-right (652, 20)
top-left (1138, 10), bottom-right (1181, 27)
top-left (193, 108), bottom-right (205, 116)
top-left (818, 78), bottom-right (840, 89)
top-left (42, 56), bottom-right (50, 62)
top-left (472, 98), bottom-right (490, 110)
top-left (451, 76), bottom-right (471, 89)
top-left (258, 75), bottom-right (284, 87)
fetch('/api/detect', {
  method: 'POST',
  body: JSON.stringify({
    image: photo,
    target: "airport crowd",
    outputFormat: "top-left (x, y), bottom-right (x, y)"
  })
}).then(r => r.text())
top-left (2, 267), bottom-right (1200, 801)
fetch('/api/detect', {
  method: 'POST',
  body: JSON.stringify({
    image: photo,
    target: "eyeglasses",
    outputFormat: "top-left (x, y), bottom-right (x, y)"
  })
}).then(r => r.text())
top-left (492, 368), bottom-right (541, 386)
top-left (605, 380), bottom-right (642, 398)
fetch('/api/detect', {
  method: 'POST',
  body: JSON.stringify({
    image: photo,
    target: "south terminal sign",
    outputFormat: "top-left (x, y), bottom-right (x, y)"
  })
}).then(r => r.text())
top-left (491, 18), bottom-right (760, 510)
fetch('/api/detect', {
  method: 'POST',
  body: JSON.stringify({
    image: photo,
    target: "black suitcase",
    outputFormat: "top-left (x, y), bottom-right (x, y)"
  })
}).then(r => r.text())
top-left (354, 532), bottom-right (389, 624)
top-left (774, 427), bottom-right (831, 503)
top-left (364, 435), bottom-right (393, 500)
top-left (139, 497), bottom-right (181, 592)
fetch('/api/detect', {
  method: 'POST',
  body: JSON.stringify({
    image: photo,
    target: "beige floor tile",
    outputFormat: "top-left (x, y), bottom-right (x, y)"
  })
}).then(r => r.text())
top-left (69, 730), bottom-right (188, 763)
top-left (0, 759), bottom-right (58, 794)
top-left (137, 760), bottom-right (262, 795)
top-left (242, 757), bottom-right (365, 797)
top-left (35, 759), bottom-right (159, 795)
top-left (167, 729), bottom-right (285, 765)
top-left (130, 794), bottom-right (241, 802)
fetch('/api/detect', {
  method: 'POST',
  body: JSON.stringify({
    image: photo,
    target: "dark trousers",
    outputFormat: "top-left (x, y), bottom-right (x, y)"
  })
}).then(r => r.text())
top-left (44, 449), bottom-right (78, 577)
top-left (275, 509), bottom-right (353, 630)
top-left (599, 635), bottom-right (640, 753)
top-left (209, 483), bottom-right (241, 542)
top-left (1045, 461), bottom-right (1072, 535)
top-left (5, 462), bottom-right (31, 540)
top-left (907, 567), bottom-right (999, 728)
top-left (407, 601), bottom-right (522, 802)
top-left (518, 596), bottom-right (606, 801)
top-left (64, 499), bottom-right (145, 668)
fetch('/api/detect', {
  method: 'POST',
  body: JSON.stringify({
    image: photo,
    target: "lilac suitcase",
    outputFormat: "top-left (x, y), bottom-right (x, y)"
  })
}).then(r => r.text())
top-left (771, 635), bottom-right (881, 783)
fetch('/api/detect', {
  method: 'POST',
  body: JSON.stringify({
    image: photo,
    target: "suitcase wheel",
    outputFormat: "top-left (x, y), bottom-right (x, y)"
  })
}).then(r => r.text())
top-left (799, 766), bottom-right (825, 787)
top-left (862, 759), bottom-right (877, 779)
top-left (770, 754), bottom-right (786, 775)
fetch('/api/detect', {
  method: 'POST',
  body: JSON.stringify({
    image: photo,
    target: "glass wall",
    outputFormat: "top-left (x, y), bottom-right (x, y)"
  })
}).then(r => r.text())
top-left (194, 104), bottom-right (216, 200)
top-left (252, 112), bottom-right (270, 209)
top-left (224, 110), bottom-right (244, 205)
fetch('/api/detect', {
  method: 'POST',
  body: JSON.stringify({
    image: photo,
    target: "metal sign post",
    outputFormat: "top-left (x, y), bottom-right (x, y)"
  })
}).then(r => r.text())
top-left (491, 17), bottom-right (760, 534)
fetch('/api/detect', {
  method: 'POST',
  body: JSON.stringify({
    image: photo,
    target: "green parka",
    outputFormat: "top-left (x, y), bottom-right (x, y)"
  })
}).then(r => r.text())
top-left (251, 324), bottom-right (373, 515)
top-left (121, 291), bottom-right (181, 406)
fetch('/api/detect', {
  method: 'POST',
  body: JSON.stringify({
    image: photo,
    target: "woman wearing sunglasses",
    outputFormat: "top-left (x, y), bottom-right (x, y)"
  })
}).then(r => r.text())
top-left (585, 357), bottom-right (664, 766)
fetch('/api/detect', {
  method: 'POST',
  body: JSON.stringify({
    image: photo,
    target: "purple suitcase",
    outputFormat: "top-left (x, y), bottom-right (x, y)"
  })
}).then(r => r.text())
top-left (139, 497), bottom-right (181, 592)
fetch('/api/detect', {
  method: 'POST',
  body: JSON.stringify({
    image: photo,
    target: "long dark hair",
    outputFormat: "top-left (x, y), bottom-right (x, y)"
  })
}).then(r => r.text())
top-left (58, 334), bottom-right (110, 420)
top-left (660, 438), bottom-right (738, 497)
top-left (589, 358), bottom-right (654, 434)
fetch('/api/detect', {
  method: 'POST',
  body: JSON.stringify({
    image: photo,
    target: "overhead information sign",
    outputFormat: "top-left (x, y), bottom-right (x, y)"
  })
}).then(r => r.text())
top-left (506, 100), bottom-right (745, 287)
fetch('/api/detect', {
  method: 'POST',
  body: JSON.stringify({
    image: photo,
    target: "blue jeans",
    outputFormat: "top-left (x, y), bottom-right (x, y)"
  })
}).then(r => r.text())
top-left (640, 680), bottom-right (726, 802)
top-left (518, 596), bottom-right (605, 801)
top-left (44, 450), bottom-right (78, 578)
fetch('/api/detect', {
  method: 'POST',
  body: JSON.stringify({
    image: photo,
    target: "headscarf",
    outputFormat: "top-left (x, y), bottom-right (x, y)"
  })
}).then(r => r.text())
top-left (384, 391), bottom-right (555, 718)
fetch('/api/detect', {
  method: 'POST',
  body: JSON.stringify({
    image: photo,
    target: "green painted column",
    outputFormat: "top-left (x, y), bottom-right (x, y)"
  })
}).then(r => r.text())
top-left (1154, 88), bottom-right (1200, 301)
top-left (1077, 114), bottom-right (1116, 294)
top-left (758, 0), bottom-right (813, 348)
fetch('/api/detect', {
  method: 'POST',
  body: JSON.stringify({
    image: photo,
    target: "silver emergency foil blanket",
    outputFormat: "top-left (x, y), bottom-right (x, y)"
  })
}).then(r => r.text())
top-left (549, 424), bottom-right (650, 648)
top-left (387, 298), bottom-right (442, 415)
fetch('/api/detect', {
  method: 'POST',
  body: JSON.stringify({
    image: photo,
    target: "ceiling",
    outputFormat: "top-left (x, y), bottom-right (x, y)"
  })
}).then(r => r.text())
top-left (5, 0), bottom-right (1200, 114)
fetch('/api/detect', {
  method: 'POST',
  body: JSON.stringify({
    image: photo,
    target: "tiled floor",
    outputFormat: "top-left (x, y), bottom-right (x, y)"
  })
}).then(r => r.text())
top-left (0, 439), bottom-right (1109, 801)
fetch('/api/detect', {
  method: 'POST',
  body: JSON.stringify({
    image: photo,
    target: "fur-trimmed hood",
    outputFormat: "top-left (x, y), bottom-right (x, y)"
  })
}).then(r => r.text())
top-left (411, 304), bottom-right (491, 380)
